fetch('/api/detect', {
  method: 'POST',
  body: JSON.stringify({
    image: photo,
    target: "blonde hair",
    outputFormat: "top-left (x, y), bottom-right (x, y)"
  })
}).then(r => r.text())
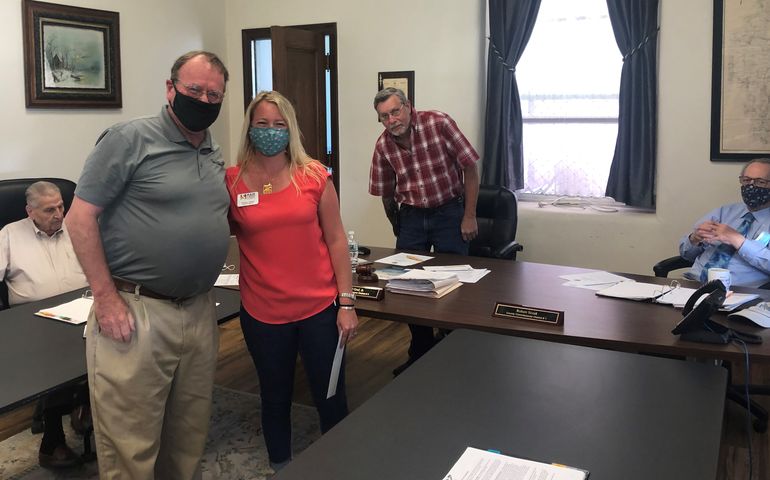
top-left (233, 90), bottom-right (325, 192)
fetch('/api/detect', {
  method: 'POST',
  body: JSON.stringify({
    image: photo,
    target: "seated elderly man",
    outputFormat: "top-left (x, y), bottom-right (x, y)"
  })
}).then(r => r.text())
top-left (0, 181), bottom-right (88, 468)
top-left (680, 158), bottom-right (770, 288)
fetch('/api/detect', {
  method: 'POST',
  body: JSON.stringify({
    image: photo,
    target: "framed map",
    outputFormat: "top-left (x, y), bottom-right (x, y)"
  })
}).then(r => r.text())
top-left (710, 0), bottom-right (770, 161)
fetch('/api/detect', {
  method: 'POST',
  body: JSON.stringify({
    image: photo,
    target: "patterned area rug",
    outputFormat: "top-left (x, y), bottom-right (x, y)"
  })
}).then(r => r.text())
top-left (0, 386), bottom-right (321, 480)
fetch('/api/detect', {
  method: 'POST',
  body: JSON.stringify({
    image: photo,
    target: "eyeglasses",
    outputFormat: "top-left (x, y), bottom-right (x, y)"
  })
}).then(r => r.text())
top-left (739, 176), bottom-right (770, 188)
top-left (377, 104), bottom-right (405, 122)
top-left (174, 80), bottom-right (225, 104)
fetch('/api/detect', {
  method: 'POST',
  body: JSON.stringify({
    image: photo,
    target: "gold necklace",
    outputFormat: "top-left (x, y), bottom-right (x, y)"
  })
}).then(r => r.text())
top-left (255, 166), bottom-right (281, 194)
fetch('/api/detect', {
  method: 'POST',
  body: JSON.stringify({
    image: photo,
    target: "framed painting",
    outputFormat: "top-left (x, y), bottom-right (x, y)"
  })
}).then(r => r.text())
top-left (710, 0), bottom-right (770, 161)
top-left (378, 71), bottom-right (415, 106)
top-left (22, 0), bottom-right (122, 108)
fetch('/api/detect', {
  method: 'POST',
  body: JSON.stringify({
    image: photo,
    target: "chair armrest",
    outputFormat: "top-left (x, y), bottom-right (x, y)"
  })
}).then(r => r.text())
top-left (653, 256), bottom-right (693, 278)
top-left (494, 241), bottom-right (523, 260)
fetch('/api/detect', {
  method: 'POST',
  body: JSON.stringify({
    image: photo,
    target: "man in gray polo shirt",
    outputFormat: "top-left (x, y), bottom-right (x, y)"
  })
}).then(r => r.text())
top-left (66, 51), bottom-right (230, 479)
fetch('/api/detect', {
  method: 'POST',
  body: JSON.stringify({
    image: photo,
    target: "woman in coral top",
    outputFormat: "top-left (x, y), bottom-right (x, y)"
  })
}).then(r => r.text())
top-left (226, 91), bottom-right (358, 472)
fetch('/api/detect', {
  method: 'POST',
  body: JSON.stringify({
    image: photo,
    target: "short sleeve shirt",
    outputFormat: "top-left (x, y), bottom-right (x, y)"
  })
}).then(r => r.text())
top-left (227, 163), bottom-right (337, 324)
top-left (369, 109), bottom-right (479, 208)
top-left (75, 106), bottom-right (230, 298)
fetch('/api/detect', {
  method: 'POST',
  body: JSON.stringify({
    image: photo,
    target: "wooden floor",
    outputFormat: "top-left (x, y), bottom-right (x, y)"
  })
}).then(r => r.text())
top-left (2, 316), bottom-right (768, 479)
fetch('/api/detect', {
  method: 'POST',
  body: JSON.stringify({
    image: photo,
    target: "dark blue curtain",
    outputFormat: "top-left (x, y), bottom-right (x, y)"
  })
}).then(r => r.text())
top-left (604, 0), bottom-right (659, 208)
top-left (482, 0), bottom-right (542, 190)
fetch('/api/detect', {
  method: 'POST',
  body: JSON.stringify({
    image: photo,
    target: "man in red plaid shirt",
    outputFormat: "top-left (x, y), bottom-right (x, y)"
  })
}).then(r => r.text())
top-left (369, 87), bottom-right (480, 375)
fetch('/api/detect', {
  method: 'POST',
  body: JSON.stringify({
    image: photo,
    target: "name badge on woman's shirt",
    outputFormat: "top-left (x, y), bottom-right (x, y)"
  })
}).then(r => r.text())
top-left (237, 192), bottom-right (259, 207)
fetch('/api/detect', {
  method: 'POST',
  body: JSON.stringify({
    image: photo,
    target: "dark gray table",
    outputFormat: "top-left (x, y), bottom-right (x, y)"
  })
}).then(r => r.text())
top-left (275, 329), bottom-right (726, 480)
top-left (0, 286), bottom-right (241, 414)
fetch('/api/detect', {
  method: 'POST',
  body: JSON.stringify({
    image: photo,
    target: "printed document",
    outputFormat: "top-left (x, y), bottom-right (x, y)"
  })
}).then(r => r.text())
top-left (375, 252), bottom-right (433, 267)
top-left (35, 297), bottom-right (93, 325)
top-left (443, 447), bottom-right (587, 480)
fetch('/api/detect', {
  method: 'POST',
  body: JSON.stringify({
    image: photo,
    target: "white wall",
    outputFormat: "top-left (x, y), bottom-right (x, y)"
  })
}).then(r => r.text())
top-left (0, 0), bottom-right (228, 182)
top-left (2, 0), bottom-right (749, 276)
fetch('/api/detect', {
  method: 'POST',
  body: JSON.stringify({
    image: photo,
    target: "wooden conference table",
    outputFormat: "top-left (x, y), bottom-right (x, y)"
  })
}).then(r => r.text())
top-left (274, 329), bottom-right (727, 480)
top-left (0, 286), bottom-right (241, 414)
top-left (354, 246), bottom-right (770, 364)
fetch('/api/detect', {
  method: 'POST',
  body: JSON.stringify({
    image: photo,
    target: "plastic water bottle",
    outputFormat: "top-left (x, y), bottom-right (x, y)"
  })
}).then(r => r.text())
top-left (347, 230), bottom-right (359, 270)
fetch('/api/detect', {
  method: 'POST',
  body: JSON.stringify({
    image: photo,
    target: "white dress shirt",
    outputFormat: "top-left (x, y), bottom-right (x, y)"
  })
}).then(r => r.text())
top-left (0, 217), bottom-right (87, 305)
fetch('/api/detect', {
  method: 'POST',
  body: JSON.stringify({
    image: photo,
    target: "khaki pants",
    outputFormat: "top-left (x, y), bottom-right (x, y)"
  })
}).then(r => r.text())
top-left (86, 290), bottom-right (219, 480)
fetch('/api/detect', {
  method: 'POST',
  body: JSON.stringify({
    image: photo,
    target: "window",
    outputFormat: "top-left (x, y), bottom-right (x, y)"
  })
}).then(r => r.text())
top-left (516, 0), bottom-right (621, 198)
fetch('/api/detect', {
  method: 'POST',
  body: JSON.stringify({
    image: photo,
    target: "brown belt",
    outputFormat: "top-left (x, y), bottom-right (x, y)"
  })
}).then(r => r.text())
top-left (112, 277), bottom-right (182, 302)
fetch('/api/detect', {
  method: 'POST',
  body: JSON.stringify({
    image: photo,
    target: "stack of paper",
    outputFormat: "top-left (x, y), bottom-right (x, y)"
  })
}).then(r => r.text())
top-left (422, 265), bottom-right (491, 283)
top-left (386, 269), bottom-right (461, 298)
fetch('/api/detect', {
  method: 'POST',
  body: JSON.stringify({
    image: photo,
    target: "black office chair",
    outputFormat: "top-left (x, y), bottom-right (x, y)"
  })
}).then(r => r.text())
top-left (469, 185), bottom-right (523, 260)
top-left (0, 178), bottom-right (76, 310)
top-left (654, 254), bottom-right (770, 433)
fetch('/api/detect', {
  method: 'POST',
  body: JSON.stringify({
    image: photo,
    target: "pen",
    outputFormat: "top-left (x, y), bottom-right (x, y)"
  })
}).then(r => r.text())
top-left (406, 255), bottom-right (422, 261)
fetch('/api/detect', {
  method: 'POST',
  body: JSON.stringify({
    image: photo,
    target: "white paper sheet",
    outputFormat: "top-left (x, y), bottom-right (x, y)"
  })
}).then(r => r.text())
top-left (326, 334), bottom-right (345, 399)
top-left (443, 447), bottom-right (587, 480)
top-left (373, 267), bottom-right (409, 280)
top-left (423, 265), bottom-right (491, 283)
top-left (35, 297), bottom-right (93, 325)
top-left (595, 281), bottom-right (671, 300)
top-left (215, 274), bottom-right (239, 286)
top-left (560, 271), bottom-right (631, 290)
top-left (374, 252), bottom-right (433, 267)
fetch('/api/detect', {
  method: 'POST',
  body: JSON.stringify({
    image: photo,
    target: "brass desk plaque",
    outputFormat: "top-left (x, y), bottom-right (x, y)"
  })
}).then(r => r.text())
top-left (493, 302), bottom-right (564, 326)
top-left (353, 285), bottom-right (384, 301)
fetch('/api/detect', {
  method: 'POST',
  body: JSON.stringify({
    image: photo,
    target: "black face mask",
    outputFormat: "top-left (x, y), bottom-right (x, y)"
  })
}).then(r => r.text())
top-left (741, 184), bottom-right (770, 210)
top-left (171, 86), bottom-right (221, 132)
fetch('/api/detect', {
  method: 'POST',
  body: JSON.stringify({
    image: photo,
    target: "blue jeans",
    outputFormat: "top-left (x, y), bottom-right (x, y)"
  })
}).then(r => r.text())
top-left (239, 303), bottom-right (348, 463)
top-left (397, 197), bottom-right (468, 358)
top-left (396, 197), bottom-right (469, 255)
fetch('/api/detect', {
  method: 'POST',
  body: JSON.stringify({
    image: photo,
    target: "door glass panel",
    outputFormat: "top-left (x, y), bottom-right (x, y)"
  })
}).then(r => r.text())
top-left (250, 38), bottom-right (272, 98)
top-left (324, 35), bottom-right (332, 155)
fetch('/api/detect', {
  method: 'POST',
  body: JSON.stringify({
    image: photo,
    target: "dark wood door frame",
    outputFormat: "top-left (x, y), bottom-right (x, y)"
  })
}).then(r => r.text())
top-left (241, 23), bottom-right (340, 195)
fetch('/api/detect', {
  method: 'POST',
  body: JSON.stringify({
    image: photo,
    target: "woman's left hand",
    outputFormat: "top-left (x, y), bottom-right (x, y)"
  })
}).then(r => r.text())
top-left (337, 308), bottom-right (359, 345)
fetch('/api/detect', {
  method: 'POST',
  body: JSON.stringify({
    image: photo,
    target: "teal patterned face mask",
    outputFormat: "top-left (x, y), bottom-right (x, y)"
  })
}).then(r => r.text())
top-left (249, 127), bottom-right (289, 157)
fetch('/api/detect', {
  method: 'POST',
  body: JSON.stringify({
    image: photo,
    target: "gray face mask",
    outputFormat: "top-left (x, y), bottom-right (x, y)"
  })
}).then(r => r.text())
top-left (741, 184), bottom-right (770, 210)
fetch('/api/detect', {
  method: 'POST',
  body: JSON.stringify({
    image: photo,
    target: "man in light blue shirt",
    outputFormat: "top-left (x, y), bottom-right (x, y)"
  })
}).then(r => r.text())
top-left (680, 158), bottom-right (770, 287)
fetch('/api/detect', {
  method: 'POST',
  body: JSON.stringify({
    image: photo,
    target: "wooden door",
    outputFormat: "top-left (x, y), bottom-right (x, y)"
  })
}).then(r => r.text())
top-left (270, 26), bottom-right (327, 163)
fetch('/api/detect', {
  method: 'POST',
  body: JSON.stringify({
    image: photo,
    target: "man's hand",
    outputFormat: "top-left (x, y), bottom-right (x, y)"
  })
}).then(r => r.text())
top-left (93, 291), bottom-right (135, 342)
top-left (694, 220), bottom-right (745, 249)
top-left (382, 197), bottom-right (400, 237)
top-left (461, 215), bottom-right (478, 242)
